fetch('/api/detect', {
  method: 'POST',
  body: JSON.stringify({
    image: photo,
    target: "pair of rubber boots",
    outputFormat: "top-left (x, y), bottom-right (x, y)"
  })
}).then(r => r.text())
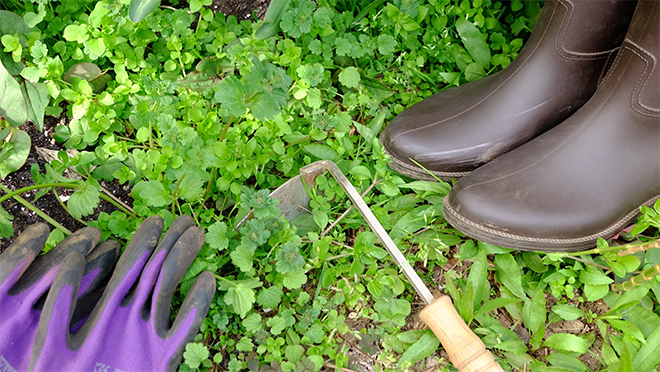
top-left (381, 0), bottom-right (659, 252)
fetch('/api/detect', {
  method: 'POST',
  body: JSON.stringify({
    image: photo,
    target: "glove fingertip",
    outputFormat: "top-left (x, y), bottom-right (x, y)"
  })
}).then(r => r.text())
top-left (0, 223), bottom-right (50, 285)
top-left (165, 272), bottom-right (215, 372)
top-left (30, 252), bottom-right (85, 371)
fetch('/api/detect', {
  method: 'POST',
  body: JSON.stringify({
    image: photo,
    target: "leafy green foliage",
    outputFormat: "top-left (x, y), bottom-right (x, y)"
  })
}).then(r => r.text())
top-left (6, 0), bottom-right (660, 371)
top-left (0, 129), bottom-right (31, 179)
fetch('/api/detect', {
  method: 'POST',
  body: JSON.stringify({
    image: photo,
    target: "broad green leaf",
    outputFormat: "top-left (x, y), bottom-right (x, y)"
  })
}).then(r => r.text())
top-left (285, 344), bottom-right (304, 363)
top-left (629, 306), bottom-right (660, 337)
top-left (175, 174), bottom-right (204, 201)
top-left (134, 180), bottom-right (172, 207)
top-left (257, 286), bottom-right (283, 309)
top-left (63, 62), bottom-right (110, 93)
top-left (267, 315), bottom-right (286, 335)
top-left (256, 0), bottom-right (292, 39)
top-left (467, 250), bottom-right (487, 310)
top-left (205, 221), bottom-right (229, 251)
top-left (0, 61), bottom-right (27, 127)
top-left (304, 322), bottom-right (324, 343)
top-left (236, 337), bottom-right (254, 352)
top-left (183, 343), bottom-right (209, 369)
top-left (631, 325), bottom-right (660, 372)
top-left (455, 18), bottom-right (490, 69)
top-left (583, 284), bottom-right (609, 301)
top-left (129, 0), bottom-right (161, 23)
top-left (223, 281), bottom-right (260, 318)
top-left (303, 143), bottom-right (338, 160)
top-left (474, 297), bottom-right (522, 317)
top-left (23, 81), bottom-right (49, 130)
top-left (338, 67), bottom-right (361, 88)
top-left (282, 268), bottom-right (307, 289)
top-left (0, 206), bottom-right (13, 238)
top-left (545, 352), bottom-right (587, 371)
top-left (611, 280), bottom-right (652, 312)
top-left (23, 4), bottom-right (46, 28)
top-left (242, 313), bottom-right (262, 333)
top-left (522, 252), bottom-right (548, 273)
top-left (523, 289), bottom-right (546, 334)
top-left (0, 129), bottom-right (30, 179)
top-left (396, 331), bottom-right (439, 368)
top-left (231, 245), bottom-right (254, 273)
top-left (495, 253), bottom-right (526, 299)
top-left (68, 178), bottom-right (101, 218)
top-left (0, 11), bottom-right (31, 41)
top-left (544, 333), bottom-right (590, 354)
top-left (608, 319), bottom-right (645, 343)
top-left (579, 265), bottom-right (613, 285)
top-left (551, 304), bottom-right (584, 321)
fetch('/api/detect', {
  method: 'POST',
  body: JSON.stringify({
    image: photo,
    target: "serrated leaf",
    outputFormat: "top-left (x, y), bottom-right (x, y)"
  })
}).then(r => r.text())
top-left (338, 66), bottom-right (361, 88)
top-left (257, 286), bottom-right (283, 309)
top-left (175, 174), bottom-right (204, 201)
top-left (242, 313), bottom-right (262, 333)
top-left (304, 322), bottom-right (324, 343)
top-left (236, 337), bottom-right (254, 352)
top-left (0, 60), bottom-right (27, 127)
top-left (183, 343), bottom-right (209, 369)
top-left (224, 284), bottom-right (258, 318)
top-left (0, 129), bottom-right (30, 179)
top-left (205, 221), bottom-right (229, 251)
top-left (231, 245), bottom-right (254, 273)
top-left (397, 331), bottom-right (439, 367)
top-left (282, 268), bottom-right (307, 289)
top-left (134, 180), bottom-right (172, 207)
top-left (275, 243), bottom-right (305, 274)
top-left (267, 315), bottom-right (286, 335)
top-left (68, 178), bottom-right (100, 218)
top-left (129, 0), bottom-right (161, 23)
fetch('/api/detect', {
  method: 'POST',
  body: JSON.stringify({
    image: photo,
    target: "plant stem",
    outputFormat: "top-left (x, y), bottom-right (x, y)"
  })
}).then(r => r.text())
top-left (218, 115), bottom-right (235, 142)
top-left (0, 183), bottom-right (79, 204)
top-left (321, 175), bottom-right (378, 237)
top-left (0, 184), bottom-right (72, 235)
top-left (99, 194), bottom-right (136, 218)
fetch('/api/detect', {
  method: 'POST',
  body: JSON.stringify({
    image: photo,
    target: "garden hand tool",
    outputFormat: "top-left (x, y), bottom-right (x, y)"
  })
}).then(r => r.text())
top-left (380, 0), bottom-right (636, 181)
top-left (245, 160), bottom-right (504, 372)
top-left (443, 0), bottom-right (659, 252)
top-left (0, 224), bottom-right (120, 372)
top-left (29, 215), bottom-right (216, 372)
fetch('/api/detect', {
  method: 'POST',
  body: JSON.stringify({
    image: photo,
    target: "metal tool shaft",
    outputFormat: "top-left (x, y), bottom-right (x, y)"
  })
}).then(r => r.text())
top-left (301, 161), bottom-right (436, 305)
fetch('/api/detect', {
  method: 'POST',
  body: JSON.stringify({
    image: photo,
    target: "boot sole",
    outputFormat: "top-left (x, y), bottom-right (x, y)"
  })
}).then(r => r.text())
top-left (442, 194), bottom-right (660, 252)
top-left (379, 132), bottom-right (471, 181)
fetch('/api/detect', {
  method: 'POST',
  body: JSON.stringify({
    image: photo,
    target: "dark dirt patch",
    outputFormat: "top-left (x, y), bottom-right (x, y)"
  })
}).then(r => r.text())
top-left (1, 0), bottom-right (272, 253)
top-left (0, 117), bottom-right (132, 252)
top-left (212, 0), bottom-right (271, 20)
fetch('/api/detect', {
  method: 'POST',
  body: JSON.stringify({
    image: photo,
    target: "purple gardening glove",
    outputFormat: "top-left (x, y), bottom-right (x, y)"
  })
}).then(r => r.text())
top-left (30, 215), bottom-right (216, 372)
top-left (0, 224), bottom-right (120, 372)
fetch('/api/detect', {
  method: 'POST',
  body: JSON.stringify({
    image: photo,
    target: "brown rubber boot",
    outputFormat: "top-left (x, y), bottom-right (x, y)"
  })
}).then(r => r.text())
top-left (442, 0), bottom-right (660, 252)
top-left (380, 0), bottom-right (637, 181)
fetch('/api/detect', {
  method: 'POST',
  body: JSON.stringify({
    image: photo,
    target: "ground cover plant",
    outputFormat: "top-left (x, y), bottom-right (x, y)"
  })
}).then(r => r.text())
top-left (1, 0), bottom-right (660, 371)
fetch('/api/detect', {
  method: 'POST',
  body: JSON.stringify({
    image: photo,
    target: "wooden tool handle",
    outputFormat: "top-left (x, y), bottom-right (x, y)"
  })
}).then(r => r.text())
top-left (419, 296), bottom-right (505, 372)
